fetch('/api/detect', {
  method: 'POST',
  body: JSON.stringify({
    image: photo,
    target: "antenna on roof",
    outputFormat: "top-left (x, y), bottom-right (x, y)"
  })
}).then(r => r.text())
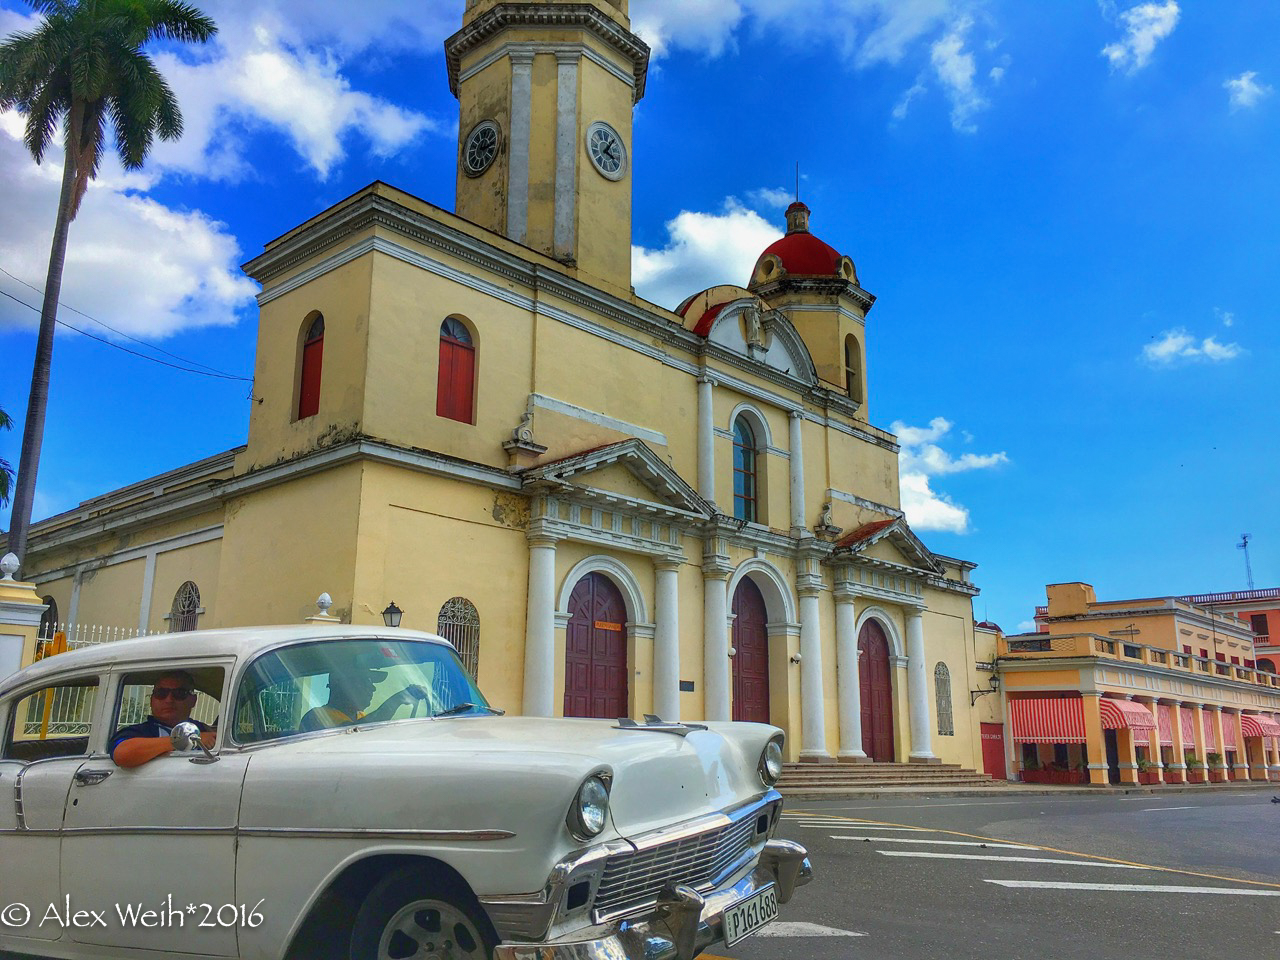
top-left (1238, 533), bottom-right (1255, 590)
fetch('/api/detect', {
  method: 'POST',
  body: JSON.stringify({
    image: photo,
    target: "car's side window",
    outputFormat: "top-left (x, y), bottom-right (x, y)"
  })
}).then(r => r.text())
top-left (2, 679), bottom-right (100, 763)
top-left (110, 668), bottom-right (225, 747)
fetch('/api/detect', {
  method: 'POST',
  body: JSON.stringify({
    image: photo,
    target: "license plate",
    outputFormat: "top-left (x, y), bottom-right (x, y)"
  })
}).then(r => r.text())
top-left (722, 884), bottom-right (779, 946)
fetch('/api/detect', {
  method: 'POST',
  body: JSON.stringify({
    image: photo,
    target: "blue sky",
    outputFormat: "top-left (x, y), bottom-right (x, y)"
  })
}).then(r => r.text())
top-left (0, 0), bottom-right (1276, 633)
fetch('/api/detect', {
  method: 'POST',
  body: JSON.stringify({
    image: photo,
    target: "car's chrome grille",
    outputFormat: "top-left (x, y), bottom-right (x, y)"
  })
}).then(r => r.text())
top-left (593, 800), bottom-right (770, 920)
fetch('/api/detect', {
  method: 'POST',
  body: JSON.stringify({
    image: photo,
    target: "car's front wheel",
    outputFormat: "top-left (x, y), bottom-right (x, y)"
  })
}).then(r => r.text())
top-left (350, 866), bottom-right (497, 960)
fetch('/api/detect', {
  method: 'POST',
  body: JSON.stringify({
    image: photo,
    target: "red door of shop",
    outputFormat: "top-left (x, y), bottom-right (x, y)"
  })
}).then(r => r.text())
top-left (564, 573), bottom-right (629, 718)
top-left (859, 620), bottom-right (895, 762)
top-left (980, 722), bottom-right (1008, 780)
top-left (732, 579), bottom-right (770, 723)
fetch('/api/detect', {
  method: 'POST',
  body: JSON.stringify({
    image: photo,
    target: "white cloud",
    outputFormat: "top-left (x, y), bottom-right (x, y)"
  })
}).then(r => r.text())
top-left (1142, 327), bottom-right (1242, 366)
top-left (632, 198), bottom-right (781, 308)
top-left (746, 187), bottom-right (795, 211)
top-left (1224, 71), bottom-right (1273, 112)
top-left (890, 417), bottom-right (1008, 533)
top-left (930, 17), bottom-right (986, 133)
top-left (1101, 1), bottom-right (1179, 74)
top-left (1016, 620), bottom-right (1039, 634)
top-left (0, 119), bottom-right (257, 339)
top-left (1215, 307), bottom-right (1234, 327)
top-left (631, 0), bottom-right (745, 59)
top-left (893, 79), bottom-right (928, 120)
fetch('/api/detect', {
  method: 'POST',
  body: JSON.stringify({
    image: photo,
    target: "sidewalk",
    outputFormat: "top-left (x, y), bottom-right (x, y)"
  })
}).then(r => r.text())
top-left (780, 780), bottom-right (1280, 801)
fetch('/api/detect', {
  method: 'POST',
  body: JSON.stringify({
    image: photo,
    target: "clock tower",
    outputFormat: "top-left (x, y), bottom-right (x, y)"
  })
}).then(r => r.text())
top-left (446, 0), bottom-right (650, 293)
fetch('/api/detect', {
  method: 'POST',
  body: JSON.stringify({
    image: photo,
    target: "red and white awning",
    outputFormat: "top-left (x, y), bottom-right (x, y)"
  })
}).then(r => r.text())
top-left (1009, 697), bottom-right (1086, 743)
top-left (1180, 707), bottom-right (1196, 743)
top-left (1099, 698), bottom-right (1157, 733)
top-left (1241, 714), bottom-right (1280, 738)
top-left (1156, 704), bottom-right (1174, 746)
top-left (1223, 716), bottom-right (1239, 750)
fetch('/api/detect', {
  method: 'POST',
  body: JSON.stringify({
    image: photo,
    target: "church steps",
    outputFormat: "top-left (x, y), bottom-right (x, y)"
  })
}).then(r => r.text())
top-left (776, 761), bottom-right (998, 794)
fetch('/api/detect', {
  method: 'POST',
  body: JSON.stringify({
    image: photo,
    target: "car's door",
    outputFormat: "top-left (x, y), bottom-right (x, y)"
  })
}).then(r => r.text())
top-left (61, 661), bottom-right (250, 956)
top-left (0, 675), bottom-right (104, 947)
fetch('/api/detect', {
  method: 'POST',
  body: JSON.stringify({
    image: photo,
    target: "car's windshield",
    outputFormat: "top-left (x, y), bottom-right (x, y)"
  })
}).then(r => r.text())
top-left (233, 638), bottom-right (491, 743)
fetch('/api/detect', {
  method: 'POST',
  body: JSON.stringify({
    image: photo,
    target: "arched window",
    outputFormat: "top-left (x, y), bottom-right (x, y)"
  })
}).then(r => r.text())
top-left (38, 596), bottom-right (58, 639)
top-left (169, 581), bottom-right (201, 633)
top-left (297, 313), bottom-right (325, 420)
top-left (1258, 658), bottom-right (1276, 674)
top-left (844, 334), bottom-right (863, 404)
top-left (437, 317), bottom-right (476, 424)
top-left (934, 662), bottom-right (954, 736)
top-left (437, 596), bottom-right (480, 680)
top-left (732, 415), bottom-right (759, 523)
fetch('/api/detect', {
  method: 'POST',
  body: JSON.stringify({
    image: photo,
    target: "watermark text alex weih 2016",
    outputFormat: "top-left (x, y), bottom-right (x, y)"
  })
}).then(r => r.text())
top-left (1, 895), bottom-right (265, 930)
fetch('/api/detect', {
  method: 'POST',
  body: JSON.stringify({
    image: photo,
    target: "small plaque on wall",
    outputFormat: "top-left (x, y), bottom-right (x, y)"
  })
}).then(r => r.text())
top-left (679, 680), bottom-right (695, 692)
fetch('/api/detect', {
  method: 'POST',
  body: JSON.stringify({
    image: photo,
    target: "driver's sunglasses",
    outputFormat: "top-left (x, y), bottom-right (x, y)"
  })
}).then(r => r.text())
top-left (151, 687), bottom-right (193, 700)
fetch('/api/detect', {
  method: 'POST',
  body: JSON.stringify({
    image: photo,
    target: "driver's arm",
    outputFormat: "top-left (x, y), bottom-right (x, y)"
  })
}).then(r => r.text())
top-left (111, 736), bottom-right (175, 768)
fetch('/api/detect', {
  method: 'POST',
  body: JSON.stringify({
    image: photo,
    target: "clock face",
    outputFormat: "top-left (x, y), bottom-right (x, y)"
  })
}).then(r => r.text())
top-left (586, 121), bottom-right (627, 181)
top-left (463, 121), bottom-right (500, 177)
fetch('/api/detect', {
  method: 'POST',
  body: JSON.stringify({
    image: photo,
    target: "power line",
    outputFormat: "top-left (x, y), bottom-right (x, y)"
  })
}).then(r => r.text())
top-left (0, 288), bottom-right (252, 382)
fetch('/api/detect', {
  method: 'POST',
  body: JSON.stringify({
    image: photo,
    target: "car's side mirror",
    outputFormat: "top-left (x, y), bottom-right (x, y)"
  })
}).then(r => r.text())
top-left (170, 720), bottom-right (217, 764)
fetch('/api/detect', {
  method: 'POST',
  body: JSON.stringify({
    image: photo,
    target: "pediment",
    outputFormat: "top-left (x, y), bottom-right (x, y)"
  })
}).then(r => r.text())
top-left (699, 298), bottom-right (818, 385)
top-left (522, 439), bottom-right (711, 518)
top-left (833, 518), bottom-right (943, 575)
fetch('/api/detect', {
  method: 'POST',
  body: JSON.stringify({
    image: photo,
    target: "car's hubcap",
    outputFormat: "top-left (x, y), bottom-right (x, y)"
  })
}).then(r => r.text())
top-left (378, 900), bottom-right (486, 960)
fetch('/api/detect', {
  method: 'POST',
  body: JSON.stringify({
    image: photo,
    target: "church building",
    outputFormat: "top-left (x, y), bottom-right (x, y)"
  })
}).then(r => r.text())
top-left (10, 0), bottom-right (987, 766)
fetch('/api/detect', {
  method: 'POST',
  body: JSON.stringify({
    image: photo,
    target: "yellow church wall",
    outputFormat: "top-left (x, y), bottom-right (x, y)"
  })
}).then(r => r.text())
top-left (72, 559), bottom-right (146, 633)
top-left (823, 423), bottom-right (899, 514)
top-left (923, 601), bottom-right (981, 768)
top-left (525, 52), bottom-right (559, 256)
top-left (243, 252), bottom-right (374, 471)
top-left (573, 53), bottom-right (634, 291)
top-left (673, 550), bottom-right (707, 721)
top-left (149, 540), bottom-right (223, 634)
top-left (454, 55), bottom-right (511, 233)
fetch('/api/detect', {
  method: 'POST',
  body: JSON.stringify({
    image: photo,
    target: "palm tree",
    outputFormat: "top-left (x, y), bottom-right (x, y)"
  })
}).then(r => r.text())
top-left (0, 406), bottom-right (14, 509)
top-left (0, 0), bottom-right (216, 567)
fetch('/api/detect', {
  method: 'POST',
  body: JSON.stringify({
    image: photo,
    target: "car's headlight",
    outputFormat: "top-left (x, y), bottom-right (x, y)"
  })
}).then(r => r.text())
top-left (759, 738), bottom-right (784, 786)
top-left (567, 775), bottom-right (610, 840)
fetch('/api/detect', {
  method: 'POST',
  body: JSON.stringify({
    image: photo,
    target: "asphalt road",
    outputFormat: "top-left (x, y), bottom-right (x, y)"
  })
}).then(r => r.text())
top-left (710, 790), bottom-right (1280, 960)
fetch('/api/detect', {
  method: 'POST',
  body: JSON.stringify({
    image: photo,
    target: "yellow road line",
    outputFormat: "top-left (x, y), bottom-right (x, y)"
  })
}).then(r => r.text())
top-left (786, 809), bottom-right (1280, 890)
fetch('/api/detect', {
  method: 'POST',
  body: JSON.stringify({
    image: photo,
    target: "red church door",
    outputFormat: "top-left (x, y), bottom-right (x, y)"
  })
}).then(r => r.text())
top-left (980, 723), bottom-right (1008, 780)
top-left (859, 620), bottom-right (895, 762)
top-left (732, 579), bottom-right (770, 723)
top-left (564, 573), bottom-right (629, 719)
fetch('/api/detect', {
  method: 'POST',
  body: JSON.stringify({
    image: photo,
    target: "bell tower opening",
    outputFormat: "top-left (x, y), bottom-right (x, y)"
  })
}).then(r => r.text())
top-left (446, 0), bottom-right (649, 292)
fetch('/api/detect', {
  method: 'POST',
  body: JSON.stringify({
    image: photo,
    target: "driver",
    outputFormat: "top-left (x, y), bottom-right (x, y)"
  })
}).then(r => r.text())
top-left (299, 666), bottom-right (430, 732)
top-left (110, 670), bottom-right (216, 768)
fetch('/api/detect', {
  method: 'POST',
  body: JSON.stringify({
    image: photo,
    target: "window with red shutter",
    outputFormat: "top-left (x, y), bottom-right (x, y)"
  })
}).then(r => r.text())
top-left (437, 318), bottom-right (476, 424)
top-left (297, 314), bottom-right (324, 419)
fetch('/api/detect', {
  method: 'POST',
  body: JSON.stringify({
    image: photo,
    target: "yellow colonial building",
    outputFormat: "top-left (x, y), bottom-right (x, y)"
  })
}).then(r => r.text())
top-left (4, 0), bottom-right (990, 767)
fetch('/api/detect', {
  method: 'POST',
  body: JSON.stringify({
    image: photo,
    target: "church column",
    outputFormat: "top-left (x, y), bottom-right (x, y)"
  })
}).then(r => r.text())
top-left (697, 376), bottom-right (715, 504)
top-left (702, 567), bottom-right (731, 722)
top-left (905, 609), bottom-right (937, 762)
top-left (553, 51), bottom-right (580, 260)
top-left (506, 49), bottom-right (534, 244)
top-left (788, 410), bottom-right (805, 533)
top-left (797, 585), bottom-right (829, 760)
top-left (522, 535), bottom-right (559, 717)
top-left (1166, 700), bottom-right (1186, 783)
top-left (653, 560), bottom-right (681, 721)
top-left (834, 585), bottom-right (867, 761)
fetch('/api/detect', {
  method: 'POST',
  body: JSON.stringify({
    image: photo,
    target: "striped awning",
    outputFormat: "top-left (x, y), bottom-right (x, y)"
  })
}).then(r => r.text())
top-left (1223, 716), bottom-right (1239, 749)
top-left (1099, 698), bottom-right (1157, 732)
top-left (1180, 707), bottom-right (1196, 742)
top-left (1205, 716), bottom-right (1220, 750)
top-left (1009, 697), bottom-right (1086, 743)
top-left (1242, 714), bottom-right (1280, 738)
top-left (1156, 704), bottom-right (1174, 746)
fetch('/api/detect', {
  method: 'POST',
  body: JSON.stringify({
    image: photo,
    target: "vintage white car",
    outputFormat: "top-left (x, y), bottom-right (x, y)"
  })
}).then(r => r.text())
top-left (0, 625), bottom-right (811, 960)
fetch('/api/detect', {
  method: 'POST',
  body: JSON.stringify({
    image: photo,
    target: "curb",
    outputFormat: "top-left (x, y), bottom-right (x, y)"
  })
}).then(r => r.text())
top-left (780, 782), bottom-right (1280, 801)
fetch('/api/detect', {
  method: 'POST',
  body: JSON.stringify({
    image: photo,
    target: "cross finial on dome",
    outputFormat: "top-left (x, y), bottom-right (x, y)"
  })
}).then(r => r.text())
top-left (785, 201), bottom-right (811, 235)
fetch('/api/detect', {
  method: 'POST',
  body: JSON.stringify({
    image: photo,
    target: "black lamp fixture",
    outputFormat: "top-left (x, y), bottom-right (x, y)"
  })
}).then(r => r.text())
top-left (970, 669), bottom-right (1001, 705)
top-left (382, 602), bottom-right (403, 628)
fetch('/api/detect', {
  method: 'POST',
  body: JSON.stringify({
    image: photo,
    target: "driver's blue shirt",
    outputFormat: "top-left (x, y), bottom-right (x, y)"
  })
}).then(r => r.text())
top-left (110, 715), bottom-right (212, 757)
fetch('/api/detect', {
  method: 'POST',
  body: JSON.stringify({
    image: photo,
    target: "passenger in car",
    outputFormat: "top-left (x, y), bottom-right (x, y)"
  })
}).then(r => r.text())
top-left (299, 666), bottom-right (430, 732)
top-left (110, 670), bottom-right (215, 768)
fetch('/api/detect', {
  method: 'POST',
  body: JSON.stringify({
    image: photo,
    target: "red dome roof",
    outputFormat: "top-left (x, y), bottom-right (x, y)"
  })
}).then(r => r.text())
top-left (758, 231), bottom-right (843, 276)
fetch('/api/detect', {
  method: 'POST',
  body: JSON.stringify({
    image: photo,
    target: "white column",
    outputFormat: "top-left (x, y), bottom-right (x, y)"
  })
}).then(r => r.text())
top-left (906, 609), bottom-right (936, 761)
top-left (835, 591), bottom-right (866, 759)
top-left (553, 52), bottom-right (579, 260)
top-left (138, 550), bottom-right (157, 633)
top-left (703, 571), bottom-right (730, 721)
top-left (789, 410), bottom-right (806, 532)
top-left (798, 588), bottom-right (829, 759)
top-left (653, 561), bottom-right (681, 721)
top-left (697, 376), bottom-right (715, 505)
top-left (522, 536), bottom-right (558, 717)
top-left (507, 50), bottom-right (534, 244)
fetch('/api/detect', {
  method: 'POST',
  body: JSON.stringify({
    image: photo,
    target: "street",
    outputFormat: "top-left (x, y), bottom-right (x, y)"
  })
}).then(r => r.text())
top-left (713, 790), bottom-right (1280, 960)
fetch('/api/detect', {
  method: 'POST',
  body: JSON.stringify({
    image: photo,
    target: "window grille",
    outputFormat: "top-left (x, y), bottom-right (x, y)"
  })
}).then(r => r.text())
top-left (170, 581), bottom-right (201, 632)
top-left (438, 596), bottom-right (481, 680)
top-left (934, 662), bottom-right (954, 736)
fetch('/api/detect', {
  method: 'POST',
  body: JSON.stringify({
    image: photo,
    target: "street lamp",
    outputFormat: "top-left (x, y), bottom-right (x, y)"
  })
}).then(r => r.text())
top-left (382, 602), bottom-right (403, 628)
top-left (970, 670), bottom-right (1001, 705)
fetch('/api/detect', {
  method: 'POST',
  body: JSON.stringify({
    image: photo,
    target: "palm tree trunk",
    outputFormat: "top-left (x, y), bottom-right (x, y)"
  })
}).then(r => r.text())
top-left (5, 103), bottom-right (83, 570)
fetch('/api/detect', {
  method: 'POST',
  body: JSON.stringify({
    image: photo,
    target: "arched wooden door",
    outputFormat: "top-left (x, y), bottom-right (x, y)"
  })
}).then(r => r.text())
top-left (564, 573), bottom-right (629, 718)
top-left (858, 620), bottom-right (895, 761)
top-left (732, 578), bottom-right (770, 723)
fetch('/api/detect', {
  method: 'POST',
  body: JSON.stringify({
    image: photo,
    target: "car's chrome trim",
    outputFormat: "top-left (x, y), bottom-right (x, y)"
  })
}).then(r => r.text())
top-left (13, 766), bottom-right (26, 831)
top-left (237, 826), bottom-right (516, 841)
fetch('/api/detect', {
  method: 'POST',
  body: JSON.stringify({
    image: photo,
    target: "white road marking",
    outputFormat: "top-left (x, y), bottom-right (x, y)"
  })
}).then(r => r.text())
top-left (987, 880), bottom-right (1280, 896)
top-left (832, 835), bottom-right (1033, 849)
top-left (755, 922), bottom-right (868, 938)
top-left (1138, 806), bottom-right (1199, 812)
top-left (797, 823), bottom-right (933, 831)
top-left (878, 851), bottom-right (1146, 868)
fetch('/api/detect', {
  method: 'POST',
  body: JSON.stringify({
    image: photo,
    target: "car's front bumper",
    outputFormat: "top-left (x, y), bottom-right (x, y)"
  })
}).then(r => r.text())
top-left (493, 839), bottom-right (812, 960)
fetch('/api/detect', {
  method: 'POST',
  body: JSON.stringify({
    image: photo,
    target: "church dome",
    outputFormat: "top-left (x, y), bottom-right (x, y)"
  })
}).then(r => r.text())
top-left (749, 202), bottom-right (855, 287)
